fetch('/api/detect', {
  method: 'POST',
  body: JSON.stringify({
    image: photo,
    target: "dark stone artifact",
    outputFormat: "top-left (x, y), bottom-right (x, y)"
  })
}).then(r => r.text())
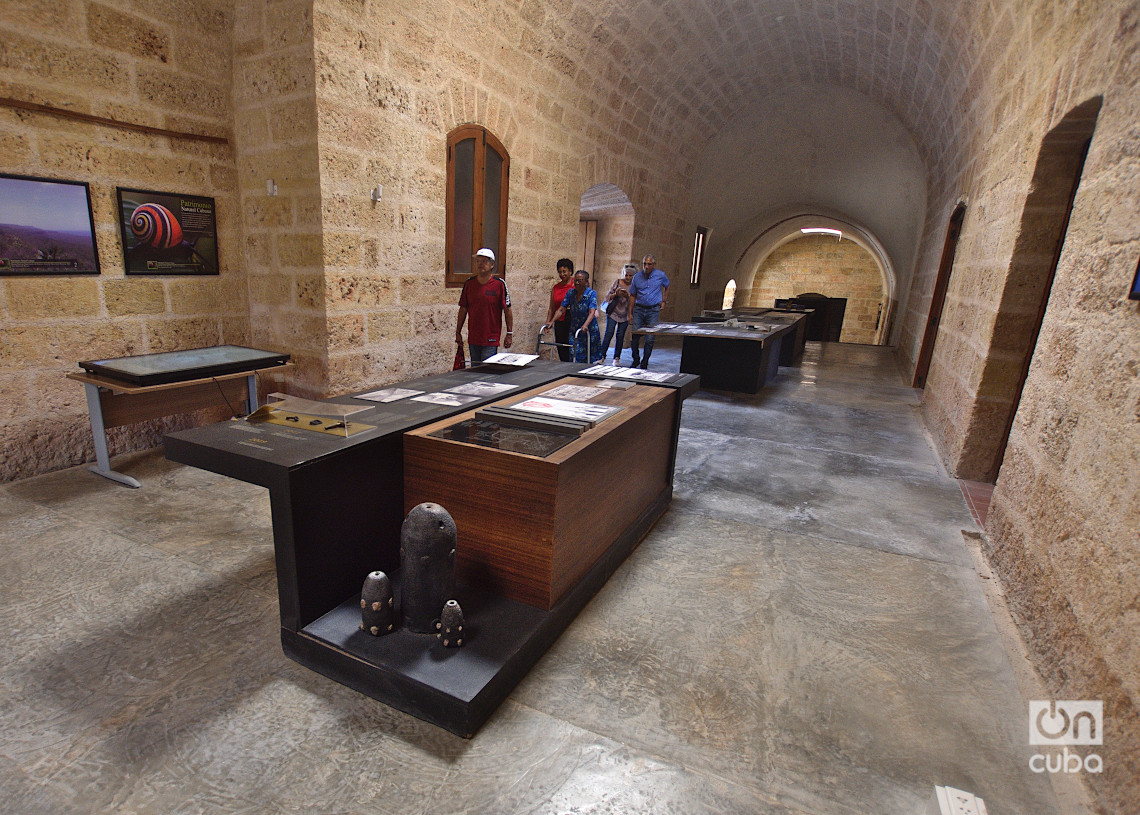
top-left (435, 599), bottom-right (466, 648)
top-left (400, 502), bottom-right (457, 634)
top-left (359, 570), bottom-right (395, 635)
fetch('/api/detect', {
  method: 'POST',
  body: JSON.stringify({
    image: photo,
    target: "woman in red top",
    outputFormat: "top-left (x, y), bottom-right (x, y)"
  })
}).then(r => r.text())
top-left (544, 258), bottom-right (575, 361)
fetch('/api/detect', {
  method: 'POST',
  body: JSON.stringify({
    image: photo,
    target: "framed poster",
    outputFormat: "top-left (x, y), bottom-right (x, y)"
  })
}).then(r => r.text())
top-left (0, 173), bottom-right (100, 275)
top-left (1129, 256), bottom-right (1140, 301)
top-left (116, 187), bottom-right (219, 275)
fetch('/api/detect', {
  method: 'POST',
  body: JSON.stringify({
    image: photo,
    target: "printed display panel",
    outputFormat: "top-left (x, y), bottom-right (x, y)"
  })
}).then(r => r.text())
top-left (0, 174), bottom-right (100, 276)
top-left (116, 187), bottom-right (219, 275)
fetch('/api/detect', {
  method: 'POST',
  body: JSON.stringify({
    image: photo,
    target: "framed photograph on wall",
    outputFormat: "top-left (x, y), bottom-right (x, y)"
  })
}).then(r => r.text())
top-left (116, 187), bottom-right (219, 275)
top-left (0, 173), bottom-right (100, 276)
top-left (1129, 256), bottom-right (1140, 301)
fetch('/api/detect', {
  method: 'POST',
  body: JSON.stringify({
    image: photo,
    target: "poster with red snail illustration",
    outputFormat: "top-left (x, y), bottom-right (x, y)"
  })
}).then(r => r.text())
top-left (115, 187), bottom-right (219, 275)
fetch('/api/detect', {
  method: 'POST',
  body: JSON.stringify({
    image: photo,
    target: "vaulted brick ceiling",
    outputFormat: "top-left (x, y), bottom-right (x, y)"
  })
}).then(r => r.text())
top-left (545, 0), bottom-right (995, 295)
top-left (562, 0), bottom-right (994, 180)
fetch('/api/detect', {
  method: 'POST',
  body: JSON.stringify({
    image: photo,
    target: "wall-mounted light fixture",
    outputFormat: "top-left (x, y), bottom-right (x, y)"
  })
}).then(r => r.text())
top-left (266, 179), bottom-right (278, 196)
top-left (801, 227), bottom-right (842, 240)
top-left (370, 184), bottom-right (382, 202)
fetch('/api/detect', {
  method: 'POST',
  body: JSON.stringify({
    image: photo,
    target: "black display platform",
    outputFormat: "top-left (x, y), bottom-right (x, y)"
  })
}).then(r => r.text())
top-left (165, 362), bottom-right (697, 736)
top-left (633, 321), bottom-right (796, 394)
top-left (289, 489), bottom-right (670, 736)
top-left (680, 334), bottom-right (783, 393)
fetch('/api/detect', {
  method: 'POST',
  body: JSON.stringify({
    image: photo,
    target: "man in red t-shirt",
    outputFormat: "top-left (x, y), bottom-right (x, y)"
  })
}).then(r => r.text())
top-left (456, 248), bottom-right (513, 364)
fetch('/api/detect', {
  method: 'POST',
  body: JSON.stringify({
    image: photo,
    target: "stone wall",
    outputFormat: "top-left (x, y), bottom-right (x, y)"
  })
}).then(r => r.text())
top-left (233, 0), bottom-right (325, 398)
top-left (748, 236), bottom-right (885, 344)
top-left (0, 0), bottom-right (245, 482)
top-left (904, 3), bottom-right (1140, 809)
top-left (306, 1), bottom-right (692, 394)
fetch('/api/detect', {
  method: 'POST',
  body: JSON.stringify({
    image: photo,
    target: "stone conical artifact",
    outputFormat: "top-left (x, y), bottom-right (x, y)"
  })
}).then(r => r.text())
top-left (435, 599), bottom-right (466, 648)
top-left (399, 502), bottom-right (457, 634)
top-left (359, 570), bottom-right (395, 636)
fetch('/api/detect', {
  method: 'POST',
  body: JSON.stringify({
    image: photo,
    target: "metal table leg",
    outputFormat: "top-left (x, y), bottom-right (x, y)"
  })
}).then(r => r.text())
top-left (81, 382), bottom-right (141, 488)
top-left (246, 373), bottom-right (260, 413)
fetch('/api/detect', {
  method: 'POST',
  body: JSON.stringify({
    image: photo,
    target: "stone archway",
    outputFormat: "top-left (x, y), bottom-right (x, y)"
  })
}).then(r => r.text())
top-left (735, 215), bottom-right (896, 344)
top-left (579, 183), bottom-right (635, 292)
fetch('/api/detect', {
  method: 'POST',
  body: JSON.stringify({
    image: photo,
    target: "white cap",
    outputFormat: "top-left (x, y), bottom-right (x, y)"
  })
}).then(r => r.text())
top-left (474, 248), bottom-right (496, 262)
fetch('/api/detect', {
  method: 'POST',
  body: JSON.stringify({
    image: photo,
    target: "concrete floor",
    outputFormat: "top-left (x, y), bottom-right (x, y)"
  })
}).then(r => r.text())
top-left (0, 342), bottom-right (1065, 814)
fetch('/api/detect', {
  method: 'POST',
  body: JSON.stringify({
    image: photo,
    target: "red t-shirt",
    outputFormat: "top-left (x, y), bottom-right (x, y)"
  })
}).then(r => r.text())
top-left (551, 280), bottom-right (574, 322)
top-left (459, 276), bottom-right (511, 346)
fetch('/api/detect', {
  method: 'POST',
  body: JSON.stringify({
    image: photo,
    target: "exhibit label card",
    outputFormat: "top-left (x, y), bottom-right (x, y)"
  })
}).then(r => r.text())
top-left (580, 365), bottom-right (675, 383)
top-left (509, 396), bottom-right (621, 423)
top-left (356, 387), bottom-right (424, 403)
top-left (444, 381), bottom-right (518, 396)
top-left (541, 384), bottom-right (605, 402)
top-left (411, 392), bottom-right (481, 407)
top-left (483, 353), bottom-right (539, 366)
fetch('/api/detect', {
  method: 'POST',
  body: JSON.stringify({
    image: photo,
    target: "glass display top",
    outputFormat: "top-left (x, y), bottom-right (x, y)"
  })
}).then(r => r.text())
top-left (79, 345), bottom-right (290, 385)
top-left (429, 418), bottom-right (577, 457)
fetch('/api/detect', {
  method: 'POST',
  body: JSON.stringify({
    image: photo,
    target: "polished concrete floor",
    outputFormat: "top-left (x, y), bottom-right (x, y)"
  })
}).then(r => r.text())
top-left (0, 342), bottom-right (1063, 814)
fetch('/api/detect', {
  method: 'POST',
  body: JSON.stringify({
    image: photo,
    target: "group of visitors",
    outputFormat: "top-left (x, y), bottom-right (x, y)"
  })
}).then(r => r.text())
top-left (454, 248), bottom-right (669, 367)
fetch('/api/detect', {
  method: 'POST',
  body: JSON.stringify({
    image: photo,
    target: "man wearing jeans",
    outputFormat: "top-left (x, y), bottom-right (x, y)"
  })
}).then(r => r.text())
top-left (627, 253), bottom-right (669, 368)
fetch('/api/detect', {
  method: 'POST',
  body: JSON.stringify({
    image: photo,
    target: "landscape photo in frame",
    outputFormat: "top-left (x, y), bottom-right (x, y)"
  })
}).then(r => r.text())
top-left (0, 173), bottom-right (101, 276)
top-left (116, 187), bottom-right (219, 275)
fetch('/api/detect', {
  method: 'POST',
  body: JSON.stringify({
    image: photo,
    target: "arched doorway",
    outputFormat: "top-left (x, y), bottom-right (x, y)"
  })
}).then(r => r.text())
top-left (983, 98), bottom-right (1101, 481)
top-left (750, 233), bottom-right (886, 344)
top-left (912, 202), bottom-right (967, 387)
top-left (579, 183), bottom-right (634, 292)
top-left (961, 97), bottom-right (1102, 482)
top-left (722, 279), bottom-right (737, 309)
top-left (732, 215), bottom-right (897, 345)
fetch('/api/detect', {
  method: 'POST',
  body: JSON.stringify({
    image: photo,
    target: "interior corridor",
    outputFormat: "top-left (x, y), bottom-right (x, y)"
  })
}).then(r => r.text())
top-left (0, 344), bottom-right (1067, 814)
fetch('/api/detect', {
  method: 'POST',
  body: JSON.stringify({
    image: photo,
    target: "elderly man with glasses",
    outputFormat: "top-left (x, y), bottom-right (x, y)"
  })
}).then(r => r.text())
top-left (627, 253), bottom-right (670, 368)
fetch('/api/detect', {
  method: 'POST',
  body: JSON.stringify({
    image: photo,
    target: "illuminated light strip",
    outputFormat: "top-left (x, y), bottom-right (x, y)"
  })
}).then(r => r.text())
top-left (800, 227), bottom-right (843, 238)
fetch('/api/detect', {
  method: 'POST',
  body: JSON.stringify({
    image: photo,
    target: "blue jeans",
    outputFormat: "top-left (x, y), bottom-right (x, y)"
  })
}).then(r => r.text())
top-left (469, 344), bottom-right (498, 364)
top-left (629, 305), bottom-right (660, 363)
top-left (601, 317), bottom-right (628, 360)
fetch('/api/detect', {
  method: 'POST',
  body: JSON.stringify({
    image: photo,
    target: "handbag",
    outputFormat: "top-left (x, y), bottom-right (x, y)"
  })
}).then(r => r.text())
top-left (453, 342), bottom-right (465, 370)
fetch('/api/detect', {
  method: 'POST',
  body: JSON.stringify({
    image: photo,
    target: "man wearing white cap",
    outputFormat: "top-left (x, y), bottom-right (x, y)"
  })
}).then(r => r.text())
top-left (455, 247), bottom-right (513, 364)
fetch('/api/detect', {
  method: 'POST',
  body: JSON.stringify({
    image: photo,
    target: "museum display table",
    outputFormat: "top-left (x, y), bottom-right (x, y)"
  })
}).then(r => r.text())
top-left (69, 345), bottom-right (290, 487)
top-left (695, 308), bottom-right (811, 366)
top-left (633, 317), bottom-right (803, 393)
top-left (164, 362), bottom-right (697, 736)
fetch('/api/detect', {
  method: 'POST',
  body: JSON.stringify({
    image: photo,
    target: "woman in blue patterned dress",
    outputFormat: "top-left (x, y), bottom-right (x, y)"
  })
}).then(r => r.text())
top-left (544, 270), bottom-right (603, 363)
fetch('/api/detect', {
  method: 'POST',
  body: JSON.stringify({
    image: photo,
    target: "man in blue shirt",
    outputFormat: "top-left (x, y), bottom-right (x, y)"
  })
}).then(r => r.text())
top-left (628, 253), bottom-right (669, 368)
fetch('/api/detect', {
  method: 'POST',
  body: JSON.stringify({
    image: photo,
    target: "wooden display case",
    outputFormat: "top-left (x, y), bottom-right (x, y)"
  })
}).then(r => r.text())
top-left (405, 377), bottom-right (675, 609)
